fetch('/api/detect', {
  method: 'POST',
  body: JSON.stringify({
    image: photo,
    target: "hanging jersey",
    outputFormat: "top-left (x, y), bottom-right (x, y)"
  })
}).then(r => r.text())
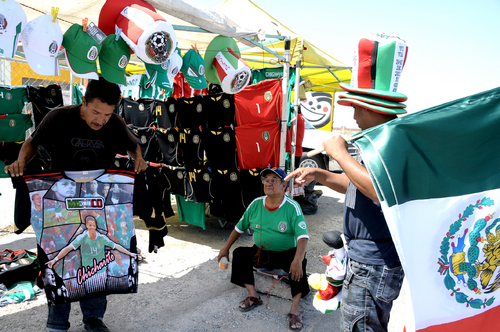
top-left (0, 141), bottom-right (23, 165)
top-left (158, 165), bottom-right (186, 196)
top-left (156, 127), bottom-right (183, 166)
top-left (172, 72), bottom-right (208, 99)
top-left (185, 167), bottom-right (212, 203)
top-left (27, 85), bottom-right (63, 127)
top-left (139, 74), bottom-right (169, 100)
top-left (23, 169), bottom-right (138, 305)
top-left (202, 93), bottom-right (235, 129)
top-left (118, 97), bottom-right (155, 127)
top-left (239, 168), bottom-right (263, 208)
top-left (127, 125), bottom-right (159, 163)
top-left (210, 169), bottom-right (246, 223)
top-left (235, 121), bottom-right (280, 169)
top-left (176, 95), bottom-right (205, 130)
top-left (178, 127), bottom-right (204, 168)
top-left (0, 114), bottom-right (33, 142)
top-left (234, 79), bottom-right (282, 126)
top-left (175, 194), bottom-right (206, 230)
top-left (286, 113), bottom-right (305, 157)
top-left (154, 98), bottom-right (173, 130)
top-left (204, 126), bottom-right (237, 170)
top-left (0, 86), bottom-right (28, 115)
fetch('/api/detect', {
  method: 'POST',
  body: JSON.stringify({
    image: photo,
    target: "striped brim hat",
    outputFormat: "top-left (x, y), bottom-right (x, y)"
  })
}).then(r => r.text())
top-left (341, 33), bottom-right (408, 102)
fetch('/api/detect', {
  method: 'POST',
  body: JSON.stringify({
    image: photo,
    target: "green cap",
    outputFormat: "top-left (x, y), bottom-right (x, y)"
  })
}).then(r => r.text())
top-left (63, 24), bottom-right (101, 79)
top-left (98, 34), bottom-right (130, 85)
top-left (180, 48), bottom-right (208, 90)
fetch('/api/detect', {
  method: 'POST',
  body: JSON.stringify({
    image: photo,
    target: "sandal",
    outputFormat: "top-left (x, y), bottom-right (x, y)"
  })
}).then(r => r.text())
top-left (238, 296), bottom-right (263, 312)
top-left (288, 313), bottom-right (303, 331)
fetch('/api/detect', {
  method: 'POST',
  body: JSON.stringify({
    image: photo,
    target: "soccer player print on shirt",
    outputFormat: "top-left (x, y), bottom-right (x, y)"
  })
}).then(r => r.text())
top-left (25, 170), bottom-right (138, 304)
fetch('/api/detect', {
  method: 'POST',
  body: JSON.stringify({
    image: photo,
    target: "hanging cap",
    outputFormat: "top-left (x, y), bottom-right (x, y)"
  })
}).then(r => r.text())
top-left (181, 48), bottom-right (208, 90)
top-left (20, 14), bottom-right (63, 76)
top-left (116, 4), bottom-right (176, 65)
top-left (204, 35), bottom-right (251, 94)
top-left (167, 49), bottom-right (183, 87)
top-left (0, 0), bottom-right (27, 58)
top-left (63, 24), bottom-right (101, 79)
top-left (99, 34), bottom-right (130, 85)
top-left (97, 0), bottom-right (156, 36)
top-left (341, 33), bottom-right (408, 102)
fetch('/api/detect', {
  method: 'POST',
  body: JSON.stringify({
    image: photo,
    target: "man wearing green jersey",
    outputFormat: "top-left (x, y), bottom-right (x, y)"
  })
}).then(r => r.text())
top-left (218, 167), bottom-right (309, 331)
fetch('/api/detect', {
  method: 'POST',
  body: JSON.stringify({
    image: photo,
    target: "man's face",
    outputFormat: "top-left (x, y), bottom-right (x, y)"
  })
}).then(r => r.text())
top-left (262, 173), bottom-right (285, 196)
top-left (80, 96), bottom-right (115, 131)
top-left (86, 218), bottom-right (97, 233)
top-left (353, 105), bottom-right (371, 130)
top-left (44, 269), bottom-right (56, 286)
top-left (90, 181), bottom-right (97, 192)
top-left (54, 180), bottom-right (76, 199)
top-left (32, 194), bottom-right (42, 210)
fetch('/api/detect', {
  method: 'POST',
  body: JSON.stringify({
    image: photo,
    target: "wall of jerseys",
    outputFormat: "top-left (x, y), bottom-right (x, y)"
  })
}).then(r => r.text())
top-left (1, 77), bottom-right (285, 231)
top-left (114, 78), bottom-right (283, 225)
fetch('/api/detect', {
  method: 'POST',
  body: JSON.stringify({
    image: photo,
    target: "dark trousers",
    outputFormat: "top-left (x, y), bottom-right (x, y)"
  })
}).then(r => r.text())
top-left (231, 245), bottom-right (310, 298)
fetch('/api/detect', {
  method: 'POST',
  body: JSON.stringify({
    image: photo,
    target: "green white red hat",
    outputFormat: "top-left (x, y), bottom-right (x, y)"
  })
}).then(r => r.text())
top-left (338, 33), bottom-right (408, 114)
top-left (204, 35), bottom-right (251, 94)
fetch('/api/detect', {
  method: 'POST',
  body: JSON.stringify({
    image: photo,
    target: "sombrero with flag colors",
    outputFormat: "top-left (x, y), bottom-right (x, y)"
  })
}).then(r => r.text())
top-left (338, 33), bottom-right (409, 114)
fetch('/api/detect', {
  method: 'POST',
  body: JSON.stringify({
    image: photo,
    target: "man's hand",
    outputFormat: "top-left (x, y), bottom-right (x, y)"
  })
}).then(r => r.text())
top-left (133, 157), bottom-right (147, 174)
top-left (322, 135), bottom-right (349, 162)
top-left (284, 167), bottom-right (317, 187)
top-left (4, 159), bottom-right (26, 177)
top-left (218, 247), bottom-right (230, 263)
top-left (289, 258), bottom-right (303, 282)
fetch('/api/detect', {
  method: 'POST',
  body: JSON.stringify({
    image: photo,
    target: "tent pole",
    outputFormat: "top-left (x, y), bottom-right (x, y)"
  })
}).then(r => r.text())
top-left (280, 37), bottom-right (291, 173)
top-left (290, 60), bottom-right (301, 174)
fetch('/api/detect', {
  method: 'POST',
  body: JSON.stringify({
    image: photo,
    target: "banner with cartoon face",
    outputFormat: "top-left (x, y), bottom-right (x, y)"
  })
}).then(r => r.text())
top-left (24, 169), bottom-right (138, 305)
top-left (300, 91), bottom-right (334, 130)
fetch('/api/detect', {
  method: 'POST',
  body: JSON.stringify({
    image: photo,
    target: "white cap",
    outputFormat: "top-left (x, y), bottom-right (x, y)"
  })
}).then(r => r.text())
top-left (167, 50), bottom-right (182, 87)
top-left (20, 14), bottom-right (63, 76)
top-left (116, 4), bottom-right (177, 65)
top-left (0, 0), bottom-right (27, 58)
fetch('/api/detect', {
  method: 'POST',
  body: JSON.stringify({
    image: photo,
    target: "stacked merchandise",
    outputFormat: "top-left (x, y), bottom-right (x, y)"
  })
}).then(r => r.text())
top-left (0, 86), bottom-right (31, 178)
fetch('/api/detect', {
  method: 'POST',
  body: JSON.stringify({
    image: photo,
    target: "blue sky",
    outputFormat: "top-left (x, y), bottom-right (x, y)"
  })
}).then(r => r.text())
top-left (190, 0), bottom-right (500, 128)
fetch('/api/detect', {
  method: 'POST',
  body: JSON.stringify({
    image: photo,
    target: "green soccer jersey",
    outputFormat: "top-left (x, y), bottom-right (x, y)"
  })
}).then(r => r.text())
top-left (236, 196), bottom-right (308, 251)
top-left (0, 86), bottom-right (28, 115)
top-left (71, 231), bottom-right (116, 273)
top-left (0, 114), bottom-right (33, 142)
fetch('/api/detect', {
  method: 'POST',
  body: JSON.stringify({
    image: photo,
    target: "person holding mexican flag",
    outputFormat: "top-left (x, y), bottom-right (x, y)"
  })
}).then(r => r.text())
top-left (286, 33), bottom-right (408, 332)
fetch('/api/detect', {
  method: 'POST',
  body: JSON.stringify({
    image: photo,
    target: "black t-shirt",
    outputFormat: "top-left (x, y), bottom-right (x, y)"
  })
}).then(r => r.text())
top-left (27, 84), bottom-right (64, 128)
top-left (30, 104), bottom-right (137, 171)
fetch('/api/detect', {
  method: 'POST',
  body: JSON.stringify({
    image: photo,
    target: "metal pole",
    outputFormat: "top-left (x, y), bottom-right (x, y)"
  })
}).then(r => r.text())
top-left (279, 37), bottom-right (291, 171)
top-left (290, 60), bottom-right (301, 173)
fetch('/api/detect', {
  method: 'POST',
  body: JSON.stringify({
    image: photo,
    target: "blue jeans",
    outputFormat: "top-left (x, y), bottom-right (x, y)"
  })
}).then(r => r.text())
top-left (46, 296), bottom-right (107, 332)
top-left (341, 259), bottom-right (404, 332)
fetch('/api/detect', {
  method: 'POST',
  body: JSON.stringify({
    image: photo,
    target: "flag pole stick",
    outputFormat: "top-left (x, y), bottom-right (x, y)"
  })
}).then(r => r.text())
top-left (306, 131), bottom-right (365, 158)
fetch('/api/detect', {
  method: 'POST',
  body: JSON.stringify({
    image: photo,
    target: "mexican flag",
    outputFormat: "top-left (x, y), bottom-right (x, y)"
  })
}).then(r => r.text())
top-left (351, 87), bottom-right (500, 332)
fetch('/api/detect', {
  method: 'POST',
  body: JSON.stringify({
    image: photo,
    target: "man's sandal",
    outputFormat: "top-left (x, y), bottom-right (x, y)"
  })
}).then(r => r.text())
top-left (288, 313), bottom-right (303, 331)
top-left (238, 296), bottom-right (263, 312)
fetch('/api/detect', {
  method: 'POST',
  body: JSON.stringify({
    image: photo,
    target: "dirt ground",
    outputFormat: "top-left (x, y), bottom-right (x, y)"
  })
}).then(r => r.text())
top-left (0, 181), bottom-right (411, 332)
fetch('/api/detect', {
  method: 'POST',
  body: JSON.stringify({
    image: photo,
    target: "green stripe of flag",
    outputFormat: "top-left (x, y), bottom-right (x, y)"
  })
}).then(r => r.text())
top-left (352, 87), bottom-right (500, 207)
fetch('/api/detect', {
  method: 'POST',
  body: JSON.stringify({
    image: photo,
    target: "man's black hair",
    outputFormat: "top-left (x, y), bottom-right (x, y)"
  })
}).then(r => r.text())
top-left (84, 76), bottom-right (122, 106)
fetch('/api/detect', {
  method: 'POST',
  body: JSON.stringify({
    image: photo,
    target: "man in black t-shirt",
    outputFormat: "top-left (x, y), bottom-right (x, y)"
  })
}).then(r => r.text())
top-left (5, 77), bottom-right (147, 332)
